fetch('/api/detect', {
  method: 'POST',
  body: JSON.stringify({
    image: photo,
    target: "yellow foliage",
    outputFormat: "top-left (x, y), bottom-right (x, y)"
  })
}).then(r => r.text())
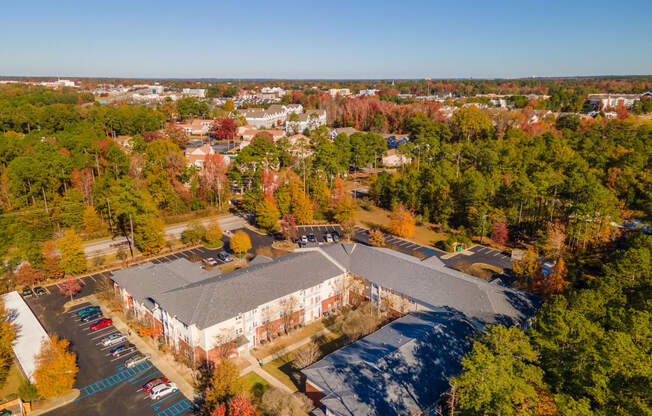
top-left (33, 335), bottom-right (78, 398)
top-left (230, 231), bottom-right (252, 257)
top-left (388, 204), bottom-right (415, 238)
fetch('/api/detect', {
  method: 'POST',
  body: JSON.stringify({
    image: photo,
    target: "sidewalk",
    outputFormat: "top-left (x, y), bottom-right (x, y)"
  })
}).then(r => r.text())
top-left (29, 389), bottom-right (80, 416)
top-left (240, 353), bottom-right (294, 394)
top-left (95, 296), bottom-right (197, 400)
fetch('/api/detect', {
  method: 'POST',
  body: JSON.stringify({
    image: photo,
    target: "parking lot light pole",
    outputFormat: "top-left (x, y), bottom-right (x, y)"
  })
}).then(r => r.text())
top-left (480, 215), bottom-right (488, 245)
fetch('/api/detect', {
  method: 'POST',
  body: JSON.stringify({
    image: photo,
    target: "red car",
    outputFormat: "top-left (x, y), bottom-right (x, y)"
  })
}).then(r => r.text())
top-left (143, 377), bottom-right (170, 393)
top-left (90, 318), bottom-right (112, 331)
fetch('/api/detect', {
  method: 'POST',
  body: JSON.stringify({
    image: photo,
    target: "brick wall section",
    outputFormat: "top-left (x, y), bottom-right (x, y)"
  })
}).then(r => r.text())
top-left (305, 379), bottom-right (326, 407)
top-left (321, 294), bottom-right (341, 314)
top-left (255, 309), bottom-right (304, 345)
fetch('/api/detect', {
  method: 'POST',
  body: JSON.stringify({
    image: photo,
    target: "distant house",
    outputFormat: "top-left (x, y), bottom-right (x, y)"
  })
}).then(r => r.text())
top-left (181, 88), bottom-right (206, 98)
top-left (358, 89), bottom-right (379, 96)
top-left (328, 88), bottom-right (351, 97)
top-left (239, 104), bottom-right (303, 128)
top-left (286, 109), bottom-right (327, 134)
top-left (382, 149), bottom-right (411, 167)
top-left (237, 125), bottom-right (260, 141)
top-left (112, 135), bottom-right (132, 150)
top-left (184, 144), bottom-right (214, 167)
top-left (587, 93), bottom-right (642, 109)
top-left (176, 119), bottom-right (212, 135)
top-left (330, 127), bottom-right (361, 139)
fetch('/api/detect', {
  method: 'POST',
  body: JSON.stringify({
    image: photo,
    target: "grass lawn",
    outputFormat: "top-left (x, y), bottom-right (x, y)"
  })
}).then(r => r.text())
top-left (0, 359), bottom-right (26, 401)
top-left (261, 331), bottom-right (347, 392)
top-left (202, 240), bottom-right (224, 249)
top-left (239, 371), bottom-right (270, 401)
top-left (355, 204), bottom-right (448, 247)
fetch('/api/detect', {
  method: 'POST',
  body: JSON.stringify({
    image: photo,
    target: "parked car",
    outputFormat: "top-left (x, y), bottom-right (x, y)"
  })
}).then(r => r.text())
top-left (21, 287), bottom-right (33, 298)
top-left (308, 234), bottom-right (316, 242)
top-left (217, 251), bottom-right (232, 262)
top-left (298, 240), bottom-right (307, 248)
top-left (81, 311), bottom-right (102, 323)
top-left (101, 333), bottom-right (127, 347)
top-left (77, 305), bottom-right (101, 317)
top-left (33, 286), bottom-right (47, 296)
top-left (325, 233), bottom-right (333, 243)
top-left (301, 235), bottom-right (308, 243)
top-left (143, 377), bottom-right (170, 393)
top-left (149, 382), bottom-right (178, 400)
top-left (332, 231), bottom-right (340, 242)
top-left (202, 258), bottom-right (218, 267)
top-left (90, 318), bottom-right (112, 331)
top-left (110, 344), bottom-right (129, 357)
top-left (125, 353), bottom-right (150, 368)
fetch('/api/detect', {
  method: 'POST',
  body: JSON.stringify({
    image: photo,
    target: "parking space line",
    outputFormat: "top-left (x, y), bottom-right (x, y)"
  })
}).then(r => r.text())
top-left (87, 274), bottom-right (97, 282)
top-left (86, 326), bottom-right (114, 334)
top-left (129, 369), bottom-right (160, 385)
top-left (74, 361), bottom-right (154, 402)
top-left (156, 398), bottom-right (192, 416)
top-left (110, 349), bottom-right (137, 361)
top-left (93, 329), bottom-right (119, 340)
top-left (151, 391), bottom-right (181, 408)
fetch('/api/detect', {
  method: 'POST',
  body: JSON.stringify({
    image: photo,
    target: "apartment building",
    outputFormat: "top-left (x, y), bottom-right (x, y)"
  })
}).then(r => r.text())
top-left (286, 109), bottom-right (327, 134)
top-left (110, 243), bottom-right (538, 368)
top-left (239, 104), bottom-right (304, 128)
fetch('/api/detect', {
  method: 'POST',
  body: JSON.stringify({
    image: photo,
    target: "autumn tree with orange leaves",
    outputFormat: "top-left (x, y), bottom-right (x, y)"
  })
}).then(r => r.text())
top-left (529, 258), bottom-right (569, 298)
top-left (202, 153), bottom-right (229, 209)
top-left (388, 203), bottom-right (415, 238)
top-left (369, 229), bottom-right (385, 247)
top-left (33, 335), bottom-right (78, 398)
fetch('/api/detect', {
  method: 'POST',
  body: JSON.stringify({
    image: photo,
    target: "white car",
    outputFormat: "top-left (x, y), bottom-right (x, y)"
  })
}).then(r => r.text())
top-left (301, 235), bottom-right (308, 243)
top-left (203, 257), bottom-right (218, 267)
top-left (149, 382), bottom-right (178, 400)
top-left (325, 233), bottom-right (333, 243)
top-left (101, 333), bottom-right (127, 347)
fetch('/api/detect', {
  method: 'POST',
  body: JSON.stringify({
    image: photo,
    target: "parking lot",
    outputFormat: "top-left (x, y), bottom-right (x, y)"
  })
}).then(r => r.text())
top-left (296, 225), bottom-right (344, 247)
top-left (444, 245), bottom-right (514, 273)
top-left (24, 279), bottom-right (192, 416)
top-left (352, 226), bottom-right (446, 258)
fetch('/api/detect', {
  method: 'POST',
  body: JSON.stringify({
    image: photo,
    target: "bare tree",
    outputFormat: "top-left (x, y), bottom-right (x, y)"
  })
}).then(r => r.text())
top-left (213, 333), bottom-right (236, 361)
top-left (293, 342), bottom-right (321, 370)
top-left (281, 295), bottom-right (300, 334)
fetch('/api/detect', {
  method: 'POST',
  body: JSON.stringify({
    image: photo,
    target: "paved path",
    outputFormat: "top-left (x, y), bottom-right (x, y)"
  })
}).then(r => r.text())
top-left (241, 353), bottom-right (294, 394)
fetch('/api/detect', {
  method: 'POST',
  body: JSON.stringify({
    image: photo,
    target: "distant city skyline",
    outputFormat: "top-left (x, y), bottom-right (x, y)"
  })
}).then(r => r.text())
top-left (2, 0), bottom-right (651, 79)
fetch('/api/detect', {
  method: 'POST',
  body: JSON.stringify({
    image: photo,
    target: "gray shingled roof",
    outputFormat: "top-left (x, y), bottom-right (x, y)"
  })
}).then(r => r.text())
top-left (152, 251), bottom-right (343, 328)
top-left (303, 311), bottom-right (476, 416)
top-left (319, 244), bottom-right (538, 326)
top-left (109, 258), bottom-right (217, 310)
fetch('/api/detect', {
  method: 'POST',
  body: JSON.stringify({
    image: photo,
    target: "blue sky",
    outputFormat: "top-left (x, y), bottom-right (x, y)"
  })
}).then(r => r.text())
top-left (1, 0), bottom-right (651, 79)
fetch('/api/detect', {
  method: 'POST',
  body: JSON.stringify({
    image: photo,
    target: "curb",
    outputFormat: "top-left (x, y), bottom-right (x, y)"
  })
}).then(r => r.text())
top-left (29, 389), bottom-right (80, 415)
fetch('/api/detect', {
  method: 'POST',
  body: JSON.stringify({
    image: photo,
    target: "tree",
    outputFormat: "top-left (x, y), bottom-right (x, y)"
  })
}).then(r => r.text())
top-left (133, 215), bottom-right (166, 255)
top-left (513, 248), bottom-right (538, 281)
top-left (451, 325), bottom-right (544, 416)
top-left (451, 106), bottom-right (493, 142)
top-left (205, 221), bottom-right (223, 245)
top-left (368, 229), bottom-right (385, 247)
top-left (291, 191), bottom-right (313, 225)
top-left (280, 214), bottom-right (298, 242)
top-left (82, 205), bottom-right (105, 236)
top-left (42, 240), bottom-right (63, 280)
top-left (210, 117), bottom-right (237, 141)
top-left (163, 123), bottom-right (189, 148)
top-left (491, 219), bottom-right (508, 246)
top-left (226, 394), bottom-right (257, 416)
top-left (0, 300), bottom-right (17, 388)
top-left (256, 197), bottom-right (280, 233)
top-left (543, 221), bottom-right (566, 261)
top-left (202, 153), bottom-right (229, 209)
top-left (33, 335), bottom-right (78, 398)
top-left (260, 387), bottom-right (313, 416)
top-left (15, 263), bottom-right (44, 287)
top-left (388, 203), bottom-right (415, 238)
top-left (333, 194), bottom-right (357, 224)
top-left (58, 279), bottom-right (81, 301)
top-left (57, 229), bottom-right (87, 275)
top-left (203, 359), bottom-right (243, 412)
top-left (529, 258), bottom-right (569, 298)
top-left (293, 342), bottom-right (321, 369)
top-left (181, 221), bottom-right (206, 245)
top-left (230, 231), bottom-right (252, 257)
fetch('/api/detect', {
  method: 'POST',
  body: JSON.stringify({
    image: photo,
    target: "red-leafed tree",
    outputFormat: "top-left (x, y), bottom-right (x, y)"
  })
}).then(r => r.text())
top-left (58, 279), bottom-right (82, 301)
top-left (210, 118), bottom-right (237, 141)
top-left (201, 153), bottom-right (229, 209)
top-left (261, 169), bottom-right (280, 199)
top-left (529, 259), bottom-right (569, 298)
top-left (16, 263), bottom-right (44, 287)
top-left (616, 100), bottom-right (629, 120)
top-left (491, 219), bottom-right (509, 246)
top-left (280, 214), bottom-right (298, 241)
top-left (227, 394), bottom-right (257, 416)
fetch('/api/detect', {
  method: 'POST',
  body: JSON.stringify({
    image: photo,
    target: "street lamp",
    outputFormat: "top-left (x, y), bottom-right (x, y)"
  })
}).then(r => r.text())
top-left (480, 215), bottom-right (488, 245)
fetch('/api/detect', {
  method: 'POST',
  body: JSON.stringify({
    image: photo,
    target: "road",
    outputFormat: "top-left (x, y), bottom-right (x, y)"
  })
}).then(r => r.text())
top-left (83, 214), bottom-right (248, 258)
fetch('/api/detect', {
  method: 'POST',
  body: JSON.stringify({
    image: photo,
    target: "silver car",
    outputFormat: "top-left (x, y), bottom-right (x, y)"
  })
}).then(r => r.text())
top-left (125, 353), bottom-right (150, 368)
top-left (101, 333), bottom-right (127, 347)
